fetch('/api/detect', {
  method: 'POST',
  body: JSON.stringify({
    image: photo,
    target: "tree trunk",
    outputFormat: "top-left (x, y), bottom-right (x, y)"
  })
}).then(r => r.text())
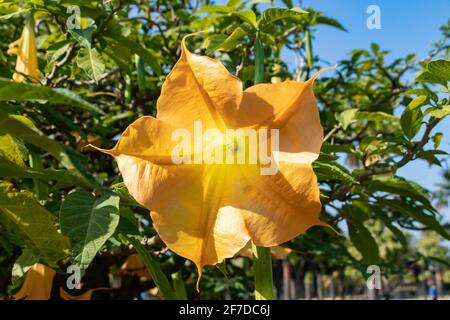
top-left (282, 259), bottom-right (291, 300)
top-left (329, 274), bottom-right (336, 300)
top-left (316, 272), bottom-right (323, 300)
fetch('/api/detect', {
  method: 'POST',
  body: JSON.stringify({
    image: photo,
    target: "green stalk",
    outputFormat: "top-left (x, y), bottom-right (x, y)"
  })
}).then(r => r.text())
top-left (253, 34), bottom-right (264, 84)
top-left (252, 242), bottom-right (274, 300)
top-left (172, 270), bottom-right (188, 300)
top-left (305, 29), bottom-right (313, 75)
top-left (251, 32), bottom-right (274, 300)
top-left (126, 236), bottom-right (176, 300)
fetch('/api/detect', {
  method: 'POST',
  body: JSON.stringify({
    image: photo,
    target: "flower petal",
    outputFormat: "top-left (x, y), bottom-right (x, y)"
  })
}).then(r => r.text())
top-left (231, 163), bottom-right (324, 247)
top-left (239, 69), bottom-right (331, 163)
top-left (156, 36), bottom-right (243, 131)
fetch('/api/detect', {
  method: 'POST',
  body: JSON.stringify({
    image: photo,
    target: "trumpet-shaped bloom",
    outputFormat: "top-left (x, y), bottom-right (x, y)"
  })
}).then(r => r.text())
top-left (7, 16), bottom-right (39, 82)
top-left (93, 36), bottom-right (329, 282)
top-left (14, 263), bottom-right (55, 300)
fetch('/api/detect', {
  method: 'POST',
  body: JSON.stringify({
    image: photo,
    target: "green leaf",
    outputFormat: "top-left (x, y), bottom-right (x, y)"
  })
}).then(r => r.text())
top-left (0, 134), bottom-right (25, 166)
top-left (429, 105), bottom-right (450, 119)
top-left (382, 199), bottom-right (450, 240)
top-left (315, 15), bottom-right (347, 31)
top-left (208, 27), bottom-right (246, 53)
top-left (368, 175), bottom-right (433, 209)
top-left (11, 248), bottom-right (39, 286)
top-left (405, 89), bottom-right (438, 103)
top-left (0, 160), bottom-right (80, 186)
top-left (258, 8), bottom-right (307, 30)
top-left (69, 26), bottom-right (95, 49)
top-left (313, 161), bottom-right (355, 183)
top-left (373, 207), bottom-right (407, 247)
top-left (77, 47), bottom-right (105, 83)
top-left (47, 40), bottom-right (71, 65)
top-left (60, 191), bottom-right (120, 271)
top-left (0, 110), bottom-right (100, 189)
top-left (400, 108), bottom-right (423, 139)
top-left (417, 60), bottom-right (450, 85)
top-left (356, 111), bottom-right (399, 122)
top-left (346, 217), bottom-right (379, 264)
top-left (0, 8), bottom-right (29, 20)
top-left (125, 235), bottom-right (176, 300)
top-left (135, 55), bottom-right (146, 94)
top-left (428, 59), bottom-right (450, 81)
top-left (104, 34), bottom-right (161, 76)
top-left (336, 108), bottom-right (358, 130)
top-left (111, 182), bottom-right (143, 207)
top-left (408, 95), bottom-right (428, 110)
top-left (432, 133), bottom-right (443, 149)
top-left (196, 5), bottom-right (233, 14)
top-left (416, 150), bottom-right (445, 166)
top-left (233, 10), bottom-right (257, 28)
top-left (0, 182), bottom-right (71, 263)
top-left (0, 78), bottom-right (101, 114)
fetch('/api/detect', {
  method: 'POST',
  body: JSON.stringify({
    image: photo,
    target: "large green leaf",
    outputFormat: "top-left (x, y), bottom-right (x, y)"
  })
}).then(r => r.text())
top-left (0, 78), bottom-right (101, 113)
top-left (0, 182), bottom-right (71, 263)
top-left (60, 191), bottom-right (120, 271)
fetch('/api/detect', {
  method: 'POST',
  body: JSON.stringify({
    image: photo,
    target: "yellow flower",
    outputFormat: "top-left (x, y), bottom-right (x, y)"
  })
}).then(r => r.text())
top-left (119, 253), bottom-right (151, 279)
top-left (14, 263), bottom-right (55, 300)
top-left (13, 262), bottom-right (107, 300)
top-left (92, 35), bottom-right (330, 284)
top-left (7, 15), bottom-right (39, 83)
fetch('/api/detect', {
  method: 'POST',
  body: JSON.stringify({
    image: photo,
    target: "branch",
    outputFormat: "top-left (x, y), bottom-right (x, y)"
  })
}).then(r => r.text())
top-left (322, 118), bottom-right (440, 205)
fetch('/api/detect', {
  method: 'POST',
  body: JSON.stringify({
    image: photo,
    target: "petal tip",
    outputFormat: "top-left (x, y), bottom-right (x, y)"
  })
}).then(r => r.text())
top-left (84, 143), bottom-right (118, 156)
top-left (307, 65), bottom-right (337, 85)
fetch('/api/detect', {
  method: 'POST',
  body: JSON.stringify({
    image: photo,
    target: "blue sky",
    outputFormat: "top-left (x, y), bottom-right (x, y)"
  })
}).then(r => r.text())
top-left (287, 0), bottom-right (450, 219)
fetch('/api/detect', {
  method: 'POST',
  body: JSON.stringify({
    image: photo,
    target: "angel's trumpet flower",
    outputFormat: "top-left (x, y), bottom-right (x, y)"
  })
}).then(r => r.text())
top-left (91, 35), bottom-right (331, 286)
top-left (7, 15), bottom-right (39, 82)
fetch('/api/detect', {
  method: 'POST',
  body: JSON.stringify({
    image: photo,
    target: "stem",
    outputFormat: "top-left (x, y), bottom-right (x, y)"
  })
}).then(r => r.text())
top-left (172, 270), bottom-right (188, 300)
top-left (251, 32), bottom-right (274, 300)
top-left (125, 236), bottom-right (176, 300)
top-left (254, 34), bottom-right (264, 84)
top-left (305, 29), bottom-right (313, 73)
top-left (252, 243), bottom-right (274, 300)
